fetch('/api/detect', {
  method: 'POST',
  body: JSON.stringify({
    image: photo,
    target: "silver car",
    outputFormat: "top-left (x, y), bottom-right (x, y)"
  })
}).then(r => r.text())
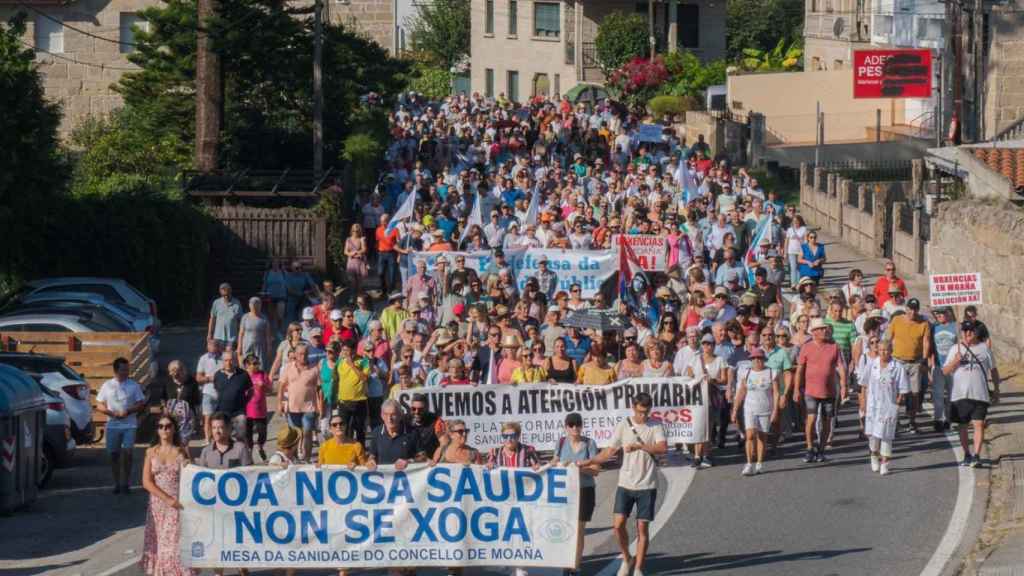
top-left (9, 294), bottom-right (160, 353)
top-left (20, 277), bottom-right (161, 331)
top-left (0, 312), bottom-right (158, 379)
top-left (0, 353), bottom-right (94, 444)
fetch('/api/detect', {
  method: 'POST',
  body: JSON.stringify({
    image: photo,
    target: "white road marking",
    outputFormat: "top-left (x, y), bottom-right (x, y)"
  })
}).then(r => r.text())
top-left (919, 418), bottom-right (975, 576)
top-left (95, 555), bottom-right (140, 576)
top-left (595, 455), bottom-right (696, 576)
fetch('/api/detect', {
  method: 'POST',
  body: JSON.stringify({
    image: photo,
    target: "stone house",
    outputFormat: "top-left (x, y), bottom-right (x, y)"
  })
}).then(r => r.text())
top-left (468, 0), bottom-right (725, 100)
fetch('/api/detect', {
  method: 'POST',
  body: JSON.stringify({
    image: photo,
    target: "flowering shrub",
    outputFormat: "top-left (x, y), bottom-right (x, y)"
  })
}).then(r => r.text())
top-left (607, 56), bottom-right (669, 113)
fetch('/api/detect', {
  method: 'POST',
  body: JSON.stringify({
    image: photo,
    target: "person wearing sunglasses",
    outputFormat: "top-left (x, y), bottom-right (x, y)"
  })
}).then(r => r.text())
top-left (486, 422), bottom-right (542, 576)
top-left (429, 418), bottom-right (481, 576)
top-left (141, 414), bottom-right (192, 576)
top-left (551, 413), bottom-right (600, 576)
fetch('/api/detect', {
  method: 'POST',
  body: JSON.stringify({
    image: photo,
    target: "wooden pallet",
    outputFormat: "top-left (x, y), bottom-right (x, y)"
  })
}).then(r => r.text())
top-left (0, 332), bottom-right (155, 442)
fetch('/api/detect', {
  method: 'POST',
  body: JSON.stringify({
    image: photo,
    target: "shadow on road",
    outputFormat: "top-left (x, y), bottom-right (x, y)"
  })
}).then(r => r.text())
top-left (639, 547), bottom-right (873, 573)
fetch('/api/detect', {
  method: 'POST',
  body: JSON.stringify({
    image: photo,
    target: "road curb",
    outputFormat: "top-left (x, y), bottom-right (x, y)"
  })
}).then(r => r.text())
top-left (947, 463), bottom-right (992, 576)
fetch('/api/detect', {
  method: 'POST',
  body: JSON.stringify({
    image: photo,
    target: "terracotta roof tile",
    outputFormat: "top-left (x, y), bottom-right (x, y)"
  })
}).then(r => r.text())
top-left (971, 147), bottom-right (1024, 188)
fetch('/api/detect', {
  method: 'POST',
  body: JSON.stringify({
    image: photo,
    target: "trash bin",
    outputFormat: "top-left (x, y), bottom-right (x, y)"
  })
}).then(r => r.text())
top-left (0, 364), bottom-right (47, 513)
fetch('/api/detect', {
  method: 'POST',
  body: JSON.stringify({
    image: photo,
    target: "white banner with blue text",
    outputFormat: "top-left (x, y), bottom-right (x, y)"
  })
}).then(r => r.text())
top-left (179, 464), bottom-right (579, 569)
top-left (397, 377), bottom-right (709, 450)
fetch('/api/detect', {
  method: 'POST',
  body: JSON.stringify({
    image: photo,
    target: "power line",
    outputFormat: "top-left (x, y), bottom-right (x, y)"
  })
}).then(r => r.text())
top-left (19, 3), bottom-right (140, 47)
top-left (17, 37), bottom-right (137, 71)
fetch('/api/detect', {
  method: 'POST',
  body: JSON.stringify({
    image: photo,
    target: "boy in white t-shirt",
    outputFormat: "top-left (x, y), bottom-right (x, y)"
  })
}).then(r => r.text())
top-left (589, 393), bottom-right (667, 576)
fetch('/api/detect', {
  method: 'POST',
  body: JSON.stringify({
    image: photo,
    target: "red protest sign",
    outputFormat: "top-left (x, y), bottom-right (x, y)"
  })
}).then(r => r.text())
top-left (854, 49), bottom-right (932, 99)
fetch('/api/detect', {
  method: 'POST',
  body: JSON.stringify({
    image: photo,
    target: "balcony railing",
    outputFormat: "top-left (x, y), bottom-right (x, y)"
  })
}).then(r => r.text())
top-left (804, 11), bottom-right (870, 42)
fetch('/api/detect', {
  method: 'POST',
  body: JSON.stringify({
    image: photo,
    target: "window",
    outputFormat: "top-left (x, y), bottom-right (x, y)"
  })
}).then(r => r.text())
top-left (485, 68), bottom-right (495, 98)
top-left (554, 73), bottom-right (560, 96)
top-left (119, 13), bottom-right (149, 54)
top-left (676, 3), bottom-right (699, 49)
top-left (34, 15), bottom-right (63, 54)
top-left (833, 59), bottom-right (843, 70)
top-left (485, 0), bottom-right (494, 34)
top-left (507, 69), bottom-right (519, 102)
top-left (917, 17), bottom-right (942, 42)
top-left (509, 0), bottom-right (517, 35)
top-left (534, 2), bottom-right (560, 38)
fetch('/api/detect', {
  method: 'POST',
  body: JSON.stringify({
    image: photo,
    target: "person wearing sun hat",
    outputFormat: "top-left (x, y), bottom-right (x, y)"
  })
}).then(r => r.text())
top-left (268, 426), bottom-right (300, 467)
top-left (794, 317), bottom-right (847, 463)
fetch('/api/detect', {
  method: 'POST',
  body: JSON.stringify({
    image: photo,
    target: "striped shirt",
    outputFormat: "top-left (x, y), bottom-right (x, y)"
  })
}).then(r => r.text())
top-left (825, 318), bottom-right (857, 353)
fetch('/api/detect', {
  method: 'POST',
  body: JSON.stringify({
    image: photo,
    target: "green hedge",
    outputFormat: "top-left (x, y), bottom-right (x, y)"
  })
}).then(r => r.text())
top-left (13, 192), bottom-right (211, 323)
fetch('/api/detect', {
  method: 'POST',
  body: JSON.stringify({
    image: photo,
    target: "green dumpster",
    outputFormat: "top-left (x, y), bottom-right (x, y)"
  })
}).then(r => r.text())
top-left (0, 364), bottom-right (47, 513)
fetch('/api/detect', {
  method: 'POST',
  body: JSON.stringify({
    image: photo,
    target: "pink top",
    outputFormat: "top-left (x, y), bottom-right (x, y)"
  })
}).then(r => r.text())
top-left (245, 372), bottom-right (269, 419)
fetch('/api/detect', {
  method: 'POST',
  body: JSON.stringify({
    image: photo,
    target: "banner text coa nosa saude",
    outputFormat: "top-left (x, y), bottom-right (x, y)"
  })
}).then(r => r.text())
top-left (180, 465), bottom-right (579, 569)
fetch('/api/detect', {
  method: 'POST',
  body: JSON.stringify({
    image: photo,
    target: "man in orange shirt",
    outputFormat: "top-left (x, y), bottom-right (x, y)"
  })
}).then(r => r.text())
top-left (375, 213), bottom-right (400, 293)
top-left (873, 260), bottom-right (907, 307)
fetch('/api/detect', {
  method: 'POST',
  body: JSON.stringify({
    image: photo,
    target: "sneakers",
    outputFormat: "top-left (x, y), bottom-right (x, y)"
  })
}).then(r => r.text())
top-left (755, 462), bottom-right (764, 475)
top-left (699, 457), bottom-right (712, 469)
top-left (691, 457), bottom-right (700, 469)
top-left (960, 454), bottom-right (973, 467)
top-left (616, 557), bottom-right (635, 576)
top-left (634, 569), bottom-right (645, 576)
top-left (742, 463), bottom-right (754, 476)
top-left (879, 462), bottom-right (890, 476)
top-left (804, 450), bottom-right (816, 463)
top-left (970, 456), bottom-right (981, 468)
top-left (815, 451), bottom-right (828, 463)
top-left (870, 453), bottom-right (880, 472)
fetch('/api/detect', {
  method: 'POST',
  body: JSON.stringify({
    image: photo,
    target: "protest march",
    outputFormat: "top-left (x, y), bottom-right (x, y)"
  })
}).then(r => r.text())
top-left (119, 91), bottom-right (1001, 576)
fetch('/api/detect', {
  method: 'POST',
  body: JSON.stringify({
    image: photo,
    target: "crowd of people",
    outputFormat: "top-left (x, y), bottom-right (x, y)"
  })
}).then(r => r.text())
top-left (95, 91), bottom-right (1002, 576)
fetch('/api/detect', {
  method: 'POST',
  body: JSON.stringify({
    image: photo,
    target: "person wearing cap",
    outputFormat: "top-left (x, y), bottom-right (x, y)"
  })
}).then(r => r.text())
top-left (931, 307), bottom-right (959, 431)
top-left (208, 282), bottom-right (242, 348)
top-left (379, 293), bottom-right (410, 341)
top-left (714, 248), bottom-right (747, 290)
top-left (862, 338), bottom-right (910, 476)
top-left (298, 306), bottom-right (319, 342)
top-left (732, 347), bottom-right (780, 475)
top-left (550, 412), bottom-right (601, 576)
top-left (882, 286), bottom-right (908, 320)
top-left (685, 332), bottom-right (727, 468)
top-left (794, 317), bottom-right (847, 463)
top-left (711, 285), bottom-right (738, 323)
top-left (887, 297), bottom-right (930, 433)
top-left (533, 255), bottom-right (559, 300)
top-left (873, 259), bottom-right (908, 308)
top-left (943, 320), bottom-right (999, 467)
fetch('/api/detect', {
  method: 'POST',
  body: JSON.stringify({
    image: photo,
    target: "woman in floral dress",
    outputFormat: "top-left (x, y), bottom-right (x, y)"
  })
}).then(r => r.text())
top-left (141, 414), bottom-right (195, 576)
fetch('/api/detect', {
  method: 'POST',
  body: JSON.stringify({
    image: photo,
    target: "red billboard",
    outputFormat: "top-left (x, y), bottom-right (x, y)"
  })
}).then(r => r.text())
top-left (853, 49), bottom-right (933, 99)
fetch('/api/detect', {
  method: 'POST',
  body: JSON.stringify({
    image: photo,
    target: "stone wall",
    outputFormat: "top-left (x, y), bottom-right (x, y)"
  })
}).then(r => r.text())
top-left (329, 0), bottom-right (394, 53)
top-left (2, 0), bottom-right (162, 136)
top-left (983, 8), bottom-right (1024, 140)
top-left (927, 201), bottom-right (1024, 362)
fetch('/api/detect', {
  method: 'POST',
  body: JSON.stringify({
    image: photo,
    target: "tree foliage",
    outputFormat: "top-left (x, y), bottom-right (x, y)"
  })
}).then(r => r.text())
top-left (0, 14), bottom-right (68, 291)
top-left (116, 0), bottom-right (410, 171)
top-left (408, 0), bottom-right (470, 69)
top-left (661, 50), bottom-right (728, 100)
top-left (739, 38), bottom-right (803, 72)
top-left (726, 0), bottom-right (803, 61)
top-left (595, 12), bottom-right (648, 74)
top-left (606, 56), bottom-right (668, 113)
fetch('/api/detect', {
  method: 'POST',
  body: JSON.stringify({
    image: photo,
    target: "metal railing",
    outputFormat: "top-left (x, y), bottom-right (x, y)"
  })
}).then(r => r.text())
top-left (815, 160), bottom-right (914, 182)
top-left (581, 42), bottom-right (598, 69)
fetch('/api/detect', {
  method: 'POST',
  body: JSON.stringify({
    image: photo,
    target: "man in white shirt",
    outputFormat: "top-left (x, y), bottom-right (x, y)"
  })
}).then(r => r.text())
top-left (590, 393), bottom-right (668, 576)
top-left (96, 357), bottom-right (146, 495)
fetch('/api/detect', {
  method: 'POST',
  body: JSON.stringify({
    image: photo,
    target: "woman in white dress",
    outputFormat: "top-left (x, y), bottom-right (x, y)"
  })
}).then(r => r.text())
top-left (863, 339), bottom-right (910, 476)
top-left (732, 349), bottom-right (779, 476)
top-left (852, 317), bottom-right (884, 439)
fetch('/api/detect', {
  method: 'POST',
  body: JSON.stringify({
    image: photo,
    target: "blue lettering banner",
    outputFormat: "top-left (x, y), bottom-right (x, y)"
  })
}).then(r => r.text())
top-left (180, 465), bottom-right (579, 569)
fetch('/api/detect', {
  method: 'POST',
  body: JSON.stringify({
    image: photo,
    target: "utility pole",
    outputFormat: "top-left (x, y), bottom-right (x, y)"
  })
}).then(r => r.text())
top-left (195, 0), bottom-right (222, 172)
top-left (648, 0), bottom-right (656, 57)
top-left (313, 0), bottom-right (324, 177)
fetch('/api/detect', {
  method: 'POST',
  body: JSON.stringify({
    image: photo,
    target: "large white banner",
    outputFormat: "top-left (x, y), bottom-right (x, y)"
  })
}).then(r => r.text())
top-left (180, 465), bottom-right (579, 569)
top-left (412, 249), bottom-right (617, 298)
top-left (397, 378), bottom-right (708, 450)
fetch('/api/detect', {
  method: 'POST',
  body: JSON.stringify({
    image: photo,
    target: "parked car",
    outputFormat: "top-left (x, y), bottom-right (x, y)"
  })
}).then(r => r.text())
top-left (0, 353), bottom-right (93, 444)
top-left (37, 382), bottom-right (75, 488)
top-left (14, 278), bottom-right (160, 331)
top-left (4, 299), bottom-right (160, 353)
top-left (0, 312), bottom-right (159, 380)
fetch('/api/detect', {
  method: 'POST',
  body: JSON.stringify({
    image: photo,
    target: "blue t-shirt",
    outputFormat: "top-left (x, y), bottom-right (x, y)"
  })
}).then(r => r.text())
top-left (562, 336), bottom-right (592, 365)
top-left (555, 436), bottom-right (599, 488)
top-left (933, 321), bottom-right (958, 364)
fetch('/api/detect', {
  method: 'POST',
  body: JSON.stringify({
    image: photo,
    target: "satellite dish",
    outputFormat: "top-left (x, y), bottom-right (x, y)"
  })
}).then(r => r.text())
top-left (833, 17), bottom-right (846, 38)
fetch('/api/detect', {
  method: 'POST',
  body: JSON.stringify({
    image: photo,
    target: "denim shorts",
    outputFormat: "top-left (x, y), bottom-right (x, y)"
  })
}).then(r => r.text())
top-left (614, 487), bottom-right (657, 521)
top-left (106, 427), bottom-right (136, 454)
top-left (288, 411), bottom-right (317, 431)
